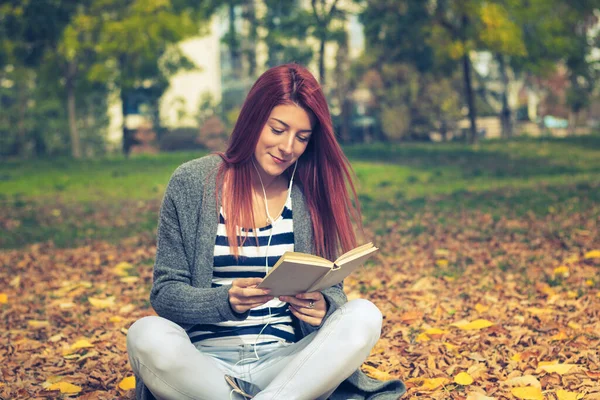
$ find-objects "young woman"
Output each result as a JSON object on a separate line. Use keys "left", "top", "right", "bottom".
{"left": 127, "top": 63, "right": 406, "bottom": 399}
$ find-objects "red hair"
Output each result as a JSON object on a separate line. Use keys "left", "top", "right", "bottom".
{"left": 216, "top": 63, "right": 361, "bottom": 260}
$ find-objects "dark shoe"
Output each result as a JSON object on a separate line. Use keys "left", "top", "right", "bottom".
{"left": 225, "top": 375, "right": 255, "bottom": 399}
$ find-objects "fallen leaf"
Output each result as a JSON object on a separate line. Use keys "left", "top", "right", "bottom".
{"left": 556, "top": 390, "right": 584, "bottom": 400}
{"left": 553, "top": 265, "right": 569, "bottom": 277}
{"left": 362, "top": 365, "right": 394, "bottom": 381}
{"left": 466, "top": 393, "right": 495, "bottom": 400}
{"left": 567, "top": 321, "right": 581, "bottom": 330}
{"left": 0, "top": 293, "right": 7, "bottom": 303}
{"left": 406, "top": 377, "right": 449, "bottom": 390}
{"left": 88, "top": 296, "right": 116, "bottom": 309}
{"left": 551, "top": 331, "right": 569, "bottom": 341}
{"left": 584, "top": 250, "right": 600, "bottom": 259}
{"left": 46, "top": 382, "right": 82, "bottom": 394}
{"left": 510, "top": 386, "right": 543, "bottom": 400}
{"left": 27, "top": 320, "right": 50, "bottom": 328}
{"left": 425, "top": 327, "right": 448, "bottom": 335}
{"left": 537, "top": 362, "right": 576, "bottom": 375}
{"left": 416, "top": 332, "right": 430, "bottom": 342}
{"left": 118, "top": 375, "right": 136, "bottom": 390}
{"left": 503, "top": 375, "right": 541, "bottom": 388}
{"left": 9, "top": 275, "right": 20, "bottom": 288}
{"left": 475, "top": 303, "right": 489, "bottom": 313}
{"left": 585, "top": 371, "right": 600, "bottom": 379}
{"left": 526, "top": 307, "right": 553, "bottom": 315}
{"left": 71, "top": 339, "right": 94, "bottom": 350}
{"left": 454, "top": 372, "right": 474, "bottom": 385}
{"left": 436, "top": 259, "right": 449, "bottom": 267}
{"left": 451, "top": 319, "right": 494, "bottom": 330}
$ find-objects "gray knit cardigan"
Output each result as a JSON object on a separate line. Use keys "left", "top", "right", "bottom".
{"left": 135, "top": 155, "right": 406, "bottom": 400}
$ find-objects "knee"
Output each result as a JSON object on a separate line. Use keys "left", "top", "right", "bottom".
{"left": 344, "top": 299, "right": 382, "bottom": 347}
{"left": 127, "top": 316, "right": 180, "bottom": 372}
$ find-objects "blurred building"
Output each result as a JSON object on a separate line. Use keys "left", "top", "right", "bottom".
{"left": 106, "top": 0, "right": 364, "bottom": 148}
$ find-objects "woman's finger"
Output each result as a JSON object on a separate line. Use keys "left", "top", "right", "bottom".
{"left": 289, "top": 305, "right": 322, "bottom": 326}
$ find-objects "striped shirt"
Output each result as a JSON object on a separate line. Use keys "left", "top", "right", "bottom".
{"left": 186, "top": 196, "right": 296, "bottom": 346}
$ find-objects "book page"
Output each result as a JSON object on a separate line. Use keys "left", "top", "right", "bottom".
{"left": 335, "top": 242, "right": 375, "bottom": 264}
{"left": 308, "top": 247, "right": 378, "bottom": 292}
{"left": 257, "top": 260, "right": 332, "bottom": 296}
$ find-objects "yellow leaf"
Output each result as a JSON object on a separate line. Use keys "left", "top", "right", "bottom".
{"left": 118, "top": 376, "right": 136, "bottom": 390}
{"left": 556, "top": 390, "right": 584, "bottom": 400}
{"left": 416, "top": 332, "right": 430, "bottom": 342}
{"left": 567, "top": 291, "right": 578, "bottom": 299}
{"left": 28, "top": 320, "right": 50, "bottom": 328}
{"left": 71, "top": 339, "right": 94, "bottom": 350}
{"left": 443, "top": 342, "right": 458, "bottom": 352}
{"left": 406, "top": 377, "right": 449, "bottom": 390}
{"left": 537, "top": 363, "right": 576, "bottom": 375}
{"left": 585, "top": 279, "right": 594, "bottom": 287}
{"left": 553, "top": 265, "right": 569, "bottom": 277}
{"left": 474, "top": 303, "right": 489, "bottom": 313}
{"left": 9, "top": 275, "right": 20, "bottom": 288}
{"left": 526, "top": 307, "right": 553, "bottom": 315}
{"left": 41, "top": 375, "right": 63, "bottom": 388}
{"left": 88, "top": 296, "right": 116, "bottom": 309}
{"left": 451, "top": 319, "right": 494, "bottom": 330}
{"left": 567, "top": 321, "right": 581, "bottom": 330}
{"left": 119, "top": 304, "right": 135, "bottom": 314}
{"left": 434, "top": 249, "right": 450, "bottom": 257}
{"left": 424, "top": 327, "right": 448, "bottom": 336}
{"left": 115, "top": 261, "right": 133, "bottom": 270}
{"left": 584, "top": 250, "right": 600, "bottom": 259}
{"left": 454, "top": 372, "right": 474, "bottom": 385}
{"left": 362, "top": 365, "right": 394, "bottom": 381}
{"left": 109, "top": 315, "right": 124, "bottom": 323}
{"left": 46, "top": 382, "right": 82, "bottom": 394}
{"left": 0, "top": 293, "right": 7, "bottom": 304}
{"left": 436, "top": 259, "right": 449, "bottom": 267}
{"left": 120, "top": 276, "right": 139, "bottom": 283}
{"left": 551, "top": 331, "right": 569, "bottom": 341}
{"left": 511, "top": 386, "right": 543, "bottom": 400}
{"left": 511, "top": 353, "right": 522, "bottom": 362}
{"left": 564, "top": 254, "right": 579, "bottom": 264}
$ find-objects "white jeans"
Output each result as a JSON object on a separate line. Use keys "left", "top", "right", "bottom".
{"left": 127, "top": 299, "right": 382, "bottom": 400}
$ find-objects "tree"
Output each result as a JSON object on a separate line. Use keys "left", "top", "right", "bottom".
{"left": 66, "top": 0, "right": 218, "bottom": 155}
{"left": 309, "top": 0, "right": 347, "bottom": 86}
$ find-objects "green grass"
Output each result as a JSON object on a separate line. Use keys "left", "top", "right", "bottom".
{"left": 1, "top": 135, "right": 599, "bottom": 249}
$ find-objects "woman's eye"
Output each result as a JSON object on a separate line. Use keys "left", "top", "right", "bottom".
{"left": 297, "top": 136, "right": 309, "bottom": 143}
{"left": 271, "top": 127, "right": 284, "bottom": 134}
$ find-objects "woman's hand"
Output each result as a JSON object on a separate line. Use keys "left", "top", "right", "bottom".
{"left": 280, "top": 292, "right": 327, "bottom": 327}
{"left": 228, "top": 278, "right": 274, "bottom": 314}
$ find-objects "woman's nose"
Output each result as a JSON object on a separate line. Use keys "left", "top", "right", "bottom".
{"left": 279, "top": 134, "right": 294, "bottom": 155}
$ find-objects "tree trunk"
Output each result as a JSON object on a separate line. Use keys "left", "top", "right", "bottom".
{"left": 244, "top": 1, "right": 257, "bottom": 78}
{"left": 319, "top": 38, "right": 326, "bottom": 86}
{"left": 66, "top": 60, "right": 82, "bottom": 159}
{"left": 121, "top": 91, "right": 131, "bottom": 157}
{"left": 462, "top": 50, "right": 477, "bottom": 144}
{"left": 228, "top": 1, "right": 241, "bottom": 79}
{"left": 497, "top": 54, "right": 513, "bottom": 138}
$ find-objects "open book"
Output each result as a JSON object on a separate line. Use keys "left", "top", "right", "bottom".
{"left": 257, "top": 242, "right": 378, "bottom": 296}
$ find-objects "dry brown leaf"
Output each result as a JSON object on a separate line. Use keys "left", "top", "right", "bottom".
{"left": 362, "top": 365, "right": 394, "bottom": 381}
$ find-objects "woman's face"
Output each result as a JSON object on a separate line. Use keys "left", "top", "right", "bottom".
{"left": 253, "top": 103, "right": 314, "bottom": 179}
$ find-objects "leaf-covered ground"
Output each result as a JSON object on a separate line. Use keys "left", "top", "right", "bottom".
{"left": 1, "top": 184, "right": 599, "bottom": 399}
{"left": 2, "top": 138, "right": 600, "bottom": 399}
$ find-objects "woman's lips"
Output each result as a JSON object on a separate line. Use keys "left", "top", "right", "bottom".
{"left": 270, "top": 154, "right": 286, "bottom": 164}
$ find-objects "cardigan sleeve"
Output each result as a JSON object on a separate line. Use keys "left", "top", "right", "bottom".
{"left": 149, "top": 167, "right": 249, "bottom": 326}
